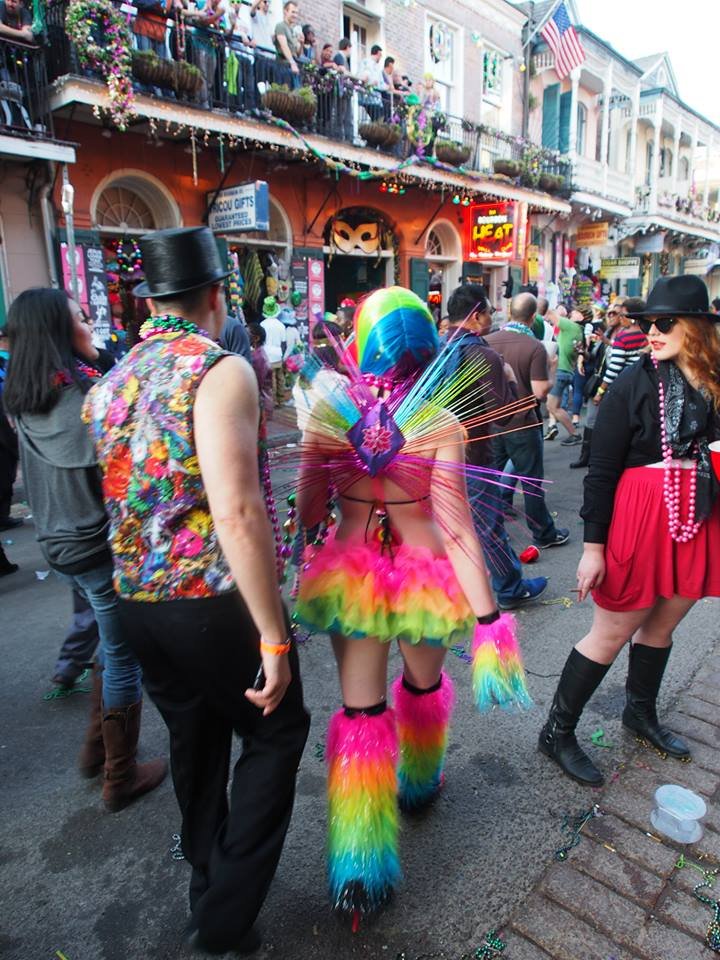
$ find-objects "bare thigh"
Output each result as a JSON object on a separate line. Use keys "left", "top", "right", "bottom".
{"left": 577, "top": 595, "right": 697, "bottom": 665}
{"left": 331, "top": 633, "right": 390, "bottom": 709}
{"left": 398, "top": 640, "right": 447, "bottom": 689}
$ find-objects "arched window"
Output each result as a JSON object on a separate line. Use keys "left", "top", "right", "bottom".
{"left": 92, "top": 172, "right": 181, "bottom": 232}
{"left": 645, "top": 141, "right": 654, "bottom": 186}
{"left": 659, "top": 147, "right": 673, "bottom": 177}
{"left": 679, "top": 156, "right": 690, "bottom": 181}
{"left": 576, "top": 103, "right": 587, "bottom": 156}
{"left": 426, "top": 229, "right": 443, "bottom": 258}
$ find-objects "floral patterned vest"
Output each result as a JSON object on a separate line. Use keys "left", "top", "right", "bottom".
{"left": 83, "top": 332, "right": 234, "bottom": 601}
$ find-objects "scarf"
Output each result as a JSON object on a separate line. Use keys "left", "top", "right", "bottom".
{"left": 659, "top": 360, "right": 717, "bottom": 522}
{"left": 504, "top": 321, "right": 536, "bottom": 339}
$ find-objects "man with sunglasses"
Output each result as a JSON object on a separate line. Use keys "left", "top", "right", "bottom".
{"left": 592, "top": 296, "right": 647, "bottom": 406}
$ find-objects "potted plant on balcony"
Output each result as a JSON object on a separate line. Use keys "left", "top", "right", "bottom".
{"left": 261, "top": 83, "right": 317, "bottom": 124}
{"left": 434, "top": 139, "right": 471, "bottom": 167}
{"left": 538, "top": 172, "right": 565, "bottom": 193}
{"left": 493, "top": 157, "right": 520, "bottom": 178}
{"left": 131, "top": 50, "right": 173, "bottom": 90}
{"left": 359, "top": 120, "right": 402, "bottom": 149}
{"left": 173, "top": 60, "right": 204, "bottom": 99}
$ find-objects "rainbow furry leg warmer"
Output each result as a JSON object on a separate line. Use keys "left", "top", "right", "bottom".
{"left": 392, "top": 672, "right": 454, "bottom": 813}
{"left": 326, "top": 704, "right": 400, "bottom": 917}
{"left": 471, "top": 613, "right": 533, "bottom": 712}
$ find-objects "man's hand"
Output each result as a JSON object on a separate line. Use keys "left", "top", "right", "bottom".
{"left": 245, "top": 647, "right": 291, "bottom": 716}
{"left": 290, "top": 61, "right": 299, "bottom": 74}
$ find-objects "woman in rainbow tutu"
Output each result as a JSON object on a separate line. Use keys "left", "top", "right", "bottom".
{"left": 290, "top": 287, "right": 534, "bottom": 925}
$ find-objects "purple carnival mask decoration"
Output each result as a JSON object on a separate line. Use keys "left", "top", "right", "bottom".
{"left": 347, "top": 400, "right": 405, "bottom": 477}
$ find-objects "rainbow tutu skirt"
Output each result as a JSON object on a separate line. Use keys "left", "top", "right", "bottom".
{"left": 295, "top": 534, "right": 475, "bottom": 646}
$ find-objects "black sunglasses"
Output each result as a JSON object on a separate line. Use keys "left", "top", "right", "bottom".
{"left": 637, "top": 316, "right": 677, "bottom": 335}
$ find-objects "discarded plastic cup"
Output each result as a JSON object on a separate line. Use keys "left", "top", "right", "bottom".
{"left": 35, "top": 570, "right": 50, "bottom": 581}
{"left": 650, "top": 784, "right": 706, "bottom": 843}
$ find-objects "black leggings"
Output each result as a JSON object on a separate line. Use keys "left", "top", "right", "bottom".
{"left": 119, "top": 591, "right": 310, "bottom": 949}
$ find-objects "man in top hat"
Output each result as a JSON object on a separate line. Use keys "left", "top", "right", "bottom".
{"left": 260, "top": 295, "right": 287, "bottom": 406}
{"left": 83, "top": 226, "right": 310, "bottom": 955}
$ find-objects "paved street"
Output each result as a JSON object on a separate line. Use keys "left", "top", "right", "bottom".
{"left": 1, "top": 436, "right": 718, "bottom": 960}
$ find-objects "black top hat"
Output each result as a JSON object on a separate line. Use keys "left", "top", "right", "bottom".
{"left": 133, "top": 227, "right": 231, "bottom": 299}
{"left": 626, "top": 274, "right": 718, "bottom": 322}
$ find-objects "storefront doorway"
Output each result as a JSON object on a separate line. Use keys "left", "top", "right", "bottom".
{"left": 324, "top": 255, "right": 387, "bottom": 310}
{"left": 323, "top": 206, "right": 397, "bottom": 311}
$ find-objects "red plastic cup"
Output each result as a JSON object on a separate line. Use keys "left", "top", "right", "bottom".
{"left": 710, "top": 441, "right": 720, "bottom": 483}
{"left": 519, "top": 544, "right": 540, "bottom": 564}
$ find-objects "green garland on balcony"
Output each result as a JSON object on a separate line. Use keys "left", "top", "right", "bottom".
{"left": 64, "top": 0, "right": 135, "bottom": 130}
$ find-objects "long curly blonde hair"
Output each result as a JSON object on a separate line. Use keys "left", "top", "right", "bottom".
{"left": 679, "top": 318, "right": 720, "bottom": 411}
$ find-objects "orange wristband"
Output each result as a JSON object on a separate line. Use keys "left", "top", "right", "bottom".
{"left": 260, "top": 640, "right": 291, "bottom": 656}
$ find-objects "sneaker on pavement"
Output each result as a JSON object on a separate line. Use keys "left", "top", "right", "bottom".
{"left": 0, "top": 517, "right": 23, "bottom": 531}
{"left": 544, "top": 425, "right": 559, "bottom": 441}
{"left": 536, "top": 529, "right": 570, "bottom": 549}
{"left": 560, "top": 433, "right": 582, "bottom": 446}
{"left": 497, "top": 577, "right": 548, "bottom": 610}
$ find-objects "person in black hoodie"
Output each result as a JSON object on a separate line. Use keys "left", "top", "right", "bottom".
{"left": 539, "top": 276, "right": 720, "bottom": 787}
{"left": 3, "top": 287, "right": 166, "bottom": 811}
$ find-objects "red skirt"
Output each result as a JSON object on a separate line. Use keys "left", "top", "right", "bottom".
{"left": 593, "top": 466, "right": 720, "bottom": 611}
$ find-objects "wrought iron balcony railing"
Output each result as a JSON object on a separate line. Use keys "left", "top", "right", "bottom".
{"left": 0, "top": 35, "right": 55, "bottom": 141}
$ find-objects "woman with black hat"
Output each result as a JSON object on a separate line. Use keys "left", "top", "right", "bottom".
{"left": 539, "top": 275, "right": 720, "bottom": 786}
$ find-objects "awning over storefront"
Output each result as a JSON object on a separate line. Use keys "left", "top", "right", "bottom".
{"left": 572, "top": 190, "right": 632, "bottom": 219}
{"left": 49, "top": 78, "right": 571, "bottom": 216}
{"left": 622, "top": 216, "right": 720, "bottom": 246}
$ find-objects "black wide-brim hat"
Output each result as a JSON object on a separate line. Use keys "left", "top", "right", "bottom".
{"left": 133, "top": 226, "right": 232, "bottom": 299}
{"left": 626, "top": 274, "right": 719, "bottom": 322}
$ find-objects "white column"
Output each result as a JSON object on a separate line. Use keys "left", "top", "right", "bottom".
{"left": 670, "top": 123, "right": 681, "bottom": 197}
{"left": 567, "top": 67, "right": 580, "bottom": 164}
{"left": 689, "top": 121, "right": 699, "bottom": 193}
{"left": 628, "top": 81, "right": 640, "bottom": 198}
{"left": 649, "top": 98, "right": 664, "bottom": 211}
{"left": 600, "top": 62, "right": 613, "bottom": 196}
{"left": 703, "top": 137, "right": 713, "bottom": 205}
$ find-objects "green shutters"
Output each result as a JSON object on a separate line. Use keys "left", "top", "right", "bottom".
{"left": 542, "top": 83, "right": 560, "bottom": 151}
{"left": 409, "top": 257, "right": 429, "bottom": 301}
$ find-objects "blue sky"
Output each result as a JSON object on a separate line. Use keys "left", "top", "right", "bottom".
{"left": 575, "top": 0, "right": 720, "bottom": 126}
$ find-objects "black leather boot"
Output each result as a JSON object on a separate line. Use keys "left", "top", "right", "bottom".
{"left": 538, "top": 649, "right": 610, "bottom": 786}
{"left": 569, "top": 429, "right": 592, "bottom": 469}
{"left": 622, "top": 643, "right": 690, "bottom": 758}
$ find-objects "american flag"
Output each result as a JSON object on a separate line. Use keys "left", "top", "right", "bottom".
{"left": 540, "top": 2, "right": 585, "bottom": 79}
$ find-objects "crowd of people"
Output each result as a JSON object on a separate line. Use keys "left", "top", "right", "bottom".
{"left": 2, "top": 224, "right": 720, "bottom": 954}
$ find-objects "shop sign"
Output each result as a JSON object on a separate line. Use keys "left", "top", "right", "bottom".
{"left": 307, "top": 258, "right": 325, "bottom": 334}
{"left": 600, "top": 256, "right": 641, "bottom": 280}
{"left": 60, "top": 242, "right": 87, "bottom": 304}
{"left": 527, "top": 244, "right": 540, "bottom": 281}
{"left": 207, "top": 181, "right": 270, "bottom": 233}
{"left": 85, "top": 245, "right": 110, "bottom": 345}
{"left": 576, "top": 222, "right": 609, "bottom": 247}
{"left": 466, "top": 202, "right": 516, "bottom": 261}
{"left": 683, "top": 257, "right": 712, "bottom": 275}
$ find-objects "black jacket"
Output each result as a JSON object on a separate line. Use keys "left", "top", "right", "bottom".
{"left": 582, "top": 354, "right": 718, "bottom": 543}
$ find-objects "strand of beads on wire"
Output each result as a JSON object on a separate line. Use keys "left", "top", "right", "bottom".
{"left": 656, "top": 360, "right": 702, "bottom": 543}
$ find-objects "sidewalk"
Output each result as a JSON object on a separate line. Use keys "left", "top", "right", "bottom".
{"left": 500, "top": 652, "right": 720, "bottom": 960}
{"left": 265, "top": 402, "right": 300, "bottom": 449}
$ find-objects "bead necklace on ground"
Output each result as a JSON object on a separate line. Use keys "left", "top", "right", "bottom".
{"left": 138, "top": 314, "right": 211, "bottom": 341}
{"left": 655, "top": 358, "right": 703, "bottom": 543}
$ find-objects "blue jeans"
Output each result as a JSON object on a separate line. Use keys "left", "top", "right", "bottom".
{"left": 492, "top": 426, "right": 557, "bottom": 546}
{"left": 572, "top": 369, "right": 587, "bottom": 416}
{"left": 55, "top": 560, "right": 142, "bottom": 708}
{"left": 468, "top": 474, "right": 524, "bottom": 603}
{"left": 550, "top": 368, "right": 574, "bottom": 400}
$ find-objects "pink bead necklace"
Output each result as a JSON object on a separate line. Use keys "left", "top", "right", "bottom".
{"left": 656, "top": 360, "right": 702, "bottom": 543}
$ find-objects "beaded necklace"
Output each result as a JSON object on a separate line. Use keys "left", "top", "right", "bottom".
{"left": 655, "top": 358, "right": 702, "bottom": 544}
{"left": 139, "top": 314, "right": 211, "bottom": 341}
{"left": 53, "top": 360, "right": 102, "bottom": 387}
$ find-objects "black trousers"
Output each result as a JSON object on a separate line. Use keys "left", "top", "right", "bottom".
{"left": 0, "top": 412, "right": 18, "bottom": 521}
{"left": 119, "top": 591, "right": 310, "bottom": 949}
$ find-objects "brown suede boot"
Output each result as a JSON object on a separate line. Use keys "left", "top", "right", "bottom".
{"left": 78, "top": 663, "right": 105, "bottom": 778}
{"left": 101, "top": 701, "right": 167, "bottom": 813}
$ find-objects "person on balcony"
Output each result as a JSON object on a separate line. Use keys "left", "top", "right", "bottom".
{"left": 0, "top": 0, "right": 33, "bottom": 43}
{"left": 332, "top": 37, "right": 352, "bottom": 75}
{"left": 184, "top": 0, "right": 225, "bottom": 110}
{"left": 358, "top": 44, "right": 386, "bottom": 122}
{"left": 274, "top": 0, "right": 301, "bottom": 87}
{"left": 299, "top": 23, "right": 316, "bottom": 64}
{"left": 132, "top": 0, "right": 177, "bottom": 98}
{"left": 224, "top": 0, "right": 257, "bottom": 113}
{"left": 249, "top": 0, "right": 274, "bottom": 58}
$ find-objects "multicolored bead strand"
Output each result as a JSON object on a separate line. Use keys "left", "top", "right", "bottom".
{"left": 655, "top": 359, "right": 702, "bottom": 544}
{"left": 260, "top": 452, "right": 286, "bottom": 584}
{"left": 139, "top": 314, "right": 211, "bottom": 341}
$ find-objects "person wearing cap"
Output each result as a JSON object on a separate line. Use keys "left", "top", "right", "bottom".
{"left": 539, "top": 275, "right": 720, "bottom": 788}
{"left": 260, "top": 295, "right": 287, "bottom": 406}
{"left": 82, "top": 227, "right": 310, "bottom": 955}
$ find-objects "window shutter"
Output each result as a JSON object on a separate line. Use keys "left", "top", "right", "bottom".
{"left": 542, "top": 83, "right": 560, "bottom": 150}
{"left": 559, "top": 91, "right": 571, "bottom": 155}
{"left": 409, "top": 258, "right": 429, "bottom": 301}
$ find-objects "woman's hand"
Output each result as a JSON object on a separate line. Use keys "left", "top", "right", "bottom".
{"left": 245, "top": 644, "right": 292, "bottom": 716}
{"left": 576, "top": 544, "right": 605, "bottom": 602}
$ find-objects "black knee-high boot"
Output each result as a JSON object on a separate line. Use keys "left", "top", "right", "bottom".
{"left": 538, "top": 648, "right": 611, "bottom": 786}
{"left": 569, "top": 428, "right": 592, "bottom": 469}
{"left": 622, "top": 643, "right": 690, "bottom": 758}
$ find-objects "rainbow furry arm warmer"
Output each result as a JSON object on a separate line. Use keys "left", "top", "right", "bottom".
{"left": 471, "top": 612, "right": 533, "bottom": 712}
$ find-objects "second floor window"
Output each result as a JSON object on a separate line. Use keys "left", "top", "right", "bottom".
{"left": 483, "top": 49, "right": 503, "bottom": 99}
{"left": 576, "top": 102, "right": 587, "bottom": 156}
{"left": 679, "top": 155, "right": 690, "bottom": 181}
{"left": 426, "top": 17, "right": 459, "bottom": 114}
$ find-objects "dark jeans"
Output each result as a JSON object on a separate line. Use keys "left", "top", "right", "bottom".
{"left": 54, "top": 588, "right": 100, "bottom": 683}
{"left": 572, "top": 369, "right": 588, "bottom": 417}
{"left": 468, "top": 474, "right": 524, "bottom": 602}
{"left": 492, "top": 426, "right": 557, "bottom": 546}
{"left": 119, "top": 590, "right": 310, "bottom": 949}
